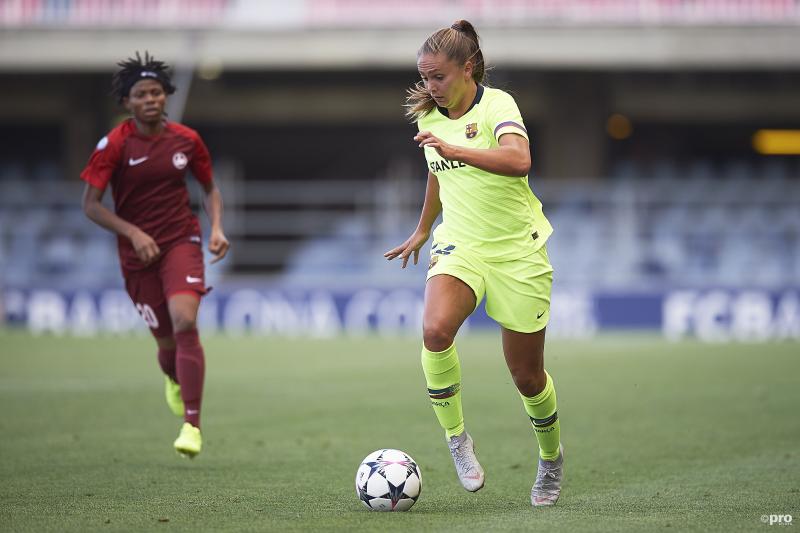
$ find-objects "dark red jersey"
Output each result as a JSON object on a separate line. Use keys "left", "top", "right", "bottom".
{"left": 80, "top": 119, "right": 213, "bottom": 275}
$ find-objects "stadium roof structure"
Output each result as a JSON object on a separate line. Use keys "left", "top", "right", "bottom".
{"left": 1, "top": 0, "right": 800, "bottom": 71}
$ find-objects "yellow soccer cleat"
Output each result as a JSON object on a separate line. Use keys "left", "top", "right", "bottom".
{"left": 173, "top": 422, "right": 202, "bottom": 458}
{"left": 165, "top": 376, "right": 184, "bottom": 417}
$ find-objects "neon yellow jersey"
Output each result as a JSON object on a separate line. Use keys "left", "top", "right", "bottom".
{"left": 418, "top": 85, "right": 552, "bottom": 261}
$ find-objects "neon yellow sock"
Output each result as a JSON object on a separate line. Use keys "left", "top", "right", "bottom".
{"left": 520, "top": 371, "right": 561, "bottom": 461}
{"left": 421, "top": 343, "right": 464, "bottom": 439}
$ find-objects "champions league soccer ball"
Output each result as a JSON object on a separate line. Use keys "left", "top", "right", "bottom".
{"left": 355, "top": 449, "right": 422, "bottom": 511}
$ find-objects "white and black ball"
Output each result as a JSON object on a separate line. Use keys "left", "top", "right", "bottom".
{"left": 355, "top": 449, "right": 422, "bottom": 511}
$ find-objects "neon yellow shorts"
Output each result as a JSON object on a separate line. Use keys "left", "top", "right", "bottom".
{"left": 426, "top": 241, "right": 554, "bottom": 333}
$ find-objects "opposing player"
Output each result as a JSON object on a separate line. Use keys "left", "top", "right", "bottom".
{"left": 385, "top": 21, "right": 563, "bottom": 506}
{"left": 80, "top": 52, "right": 229, "bottom": 458}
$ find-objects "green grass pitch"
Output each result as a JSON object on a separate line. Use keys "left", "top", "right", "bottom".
{"left": 1, "top": 330, "right": 798, "bottom": 532}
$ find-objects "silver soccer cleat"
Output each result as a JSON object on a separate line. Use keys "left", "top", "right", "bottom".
{"left": 531, "top": 443, "right": 564, "bottom": 507}
{"left": 447, "top": 432, "right": 485, "bottom": 492}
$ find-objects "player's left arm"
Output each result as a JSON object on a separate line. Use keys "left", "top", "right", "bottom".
{"left": 415, "top": 132, "right": 530, "bottom": 177}
{"left": 190, "top": 132, "right": 230, "bottom": 264}
{"left": 199, "top": 180, "right": 230, "bottom": 264}
{"left": 415, "top": 92, "right": 531, "bottom": 177}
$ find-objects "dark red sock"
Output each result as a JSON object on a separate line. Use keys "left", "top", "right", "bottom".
{"left": 174, "top": 329, "right": 205, "bottom": 428}
{"left": 157, "top": 348, "right": 178, "bottom": 382}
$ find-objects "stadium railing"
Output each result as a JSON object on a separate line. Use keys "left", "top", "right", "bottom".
{"left": 1, "top": 159, "right": 798, "bottom": 291}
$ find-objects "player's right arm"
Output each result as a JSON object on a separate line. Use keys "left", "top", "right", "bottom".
{"left": 384, "top": 171, "right": 441, "bottom": 268}
{"left": 80, "top": 132, "right": 160, "bottom": 265}
{"left": 81, "top": 184, "right": 160, "bottom": 265}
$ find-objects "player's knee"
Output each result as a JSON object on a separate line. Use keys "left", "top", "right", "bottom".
{"left": 155, "top": 336, "right": 176, "bottom": 351}
{"left": 511, "top": 369, "right": 547, "bottom": 397}
{"left": 171, "top": 313, "right": 197, "bottom": 333}
{"left": 422, "top": 323, "right": 455, "bottom": 353}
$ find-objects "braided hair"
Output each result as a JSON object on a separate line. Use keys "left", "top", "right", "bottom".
{"left": 111, "top": 51, "right": 176, "bottom": 103}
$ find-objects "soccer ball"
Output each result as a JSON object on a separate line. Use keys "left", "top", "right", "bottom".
{"left": 355, "top": 449, "right": 422, "bottom": 511}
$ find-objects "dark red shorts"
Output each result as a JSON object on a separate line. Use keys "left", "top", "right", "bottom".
{"left": 124, "top": 241, "right": 208, "bottom": 338}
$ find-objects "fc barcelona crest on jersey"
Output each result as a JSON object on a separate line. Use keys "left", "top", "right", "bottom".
{"left": 465, "top": 123, "right": 478, "bottom": 139}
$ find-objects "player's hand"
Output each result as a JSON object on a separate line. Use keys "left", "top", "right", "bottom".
{"left": 130, "top": 229, "right": 160, "bottom": 266}
{"left": 384, "top": 229, "right": 430, "bottom": 269}
{"left": 208, "top": 228, "right": 230, "bottom": 264}
{"left": 415, "top": 131, "right": 459, "bottom": 160}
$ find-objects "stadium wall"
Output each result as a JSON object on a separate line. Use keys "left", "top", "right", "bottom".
{"left": 2, "top": 286, "right": 798, "bottom": 342}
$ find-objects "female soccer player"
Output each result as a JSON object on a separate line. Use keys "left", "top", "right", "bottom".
{"left": 80, "top": 52, "right": 229, "bottom": 458}
{"left": 385, "top": 21, "right": 563, "bottom": 506}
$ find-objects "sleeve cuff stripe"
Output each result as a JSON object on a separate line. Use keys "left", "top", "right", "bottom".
{"left": 80, "top": 174, "right": 107, "bottom": 190}
{"left": 494, "top": 121, "right": 527, "bottom": 138}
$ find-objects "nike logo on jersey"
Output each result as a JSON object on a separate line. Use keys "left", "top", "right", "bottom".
{"left": 186, "top": 276, "right": 203, "bottom": 284}
{"left": 128, "top": 156, "right": 148, "bottom": 166}
{"left": 537, "top": 310, "right": 546, "bottom": 319}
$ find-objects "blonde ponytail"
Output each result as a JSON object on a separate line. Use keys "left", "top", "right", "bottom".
{"left": 405, "top": 20, "right": 485, "bottom": 121}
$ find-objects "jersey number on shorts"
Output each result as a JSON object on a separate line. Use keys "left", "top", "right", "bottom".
{"left": 135, "top": 303, "right": 160, "bottom": 329}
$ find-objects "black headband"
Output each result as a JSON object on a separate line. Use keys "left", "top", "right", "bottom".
{"left": 121, "top": 69, "right": 175, "bottom": 100}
